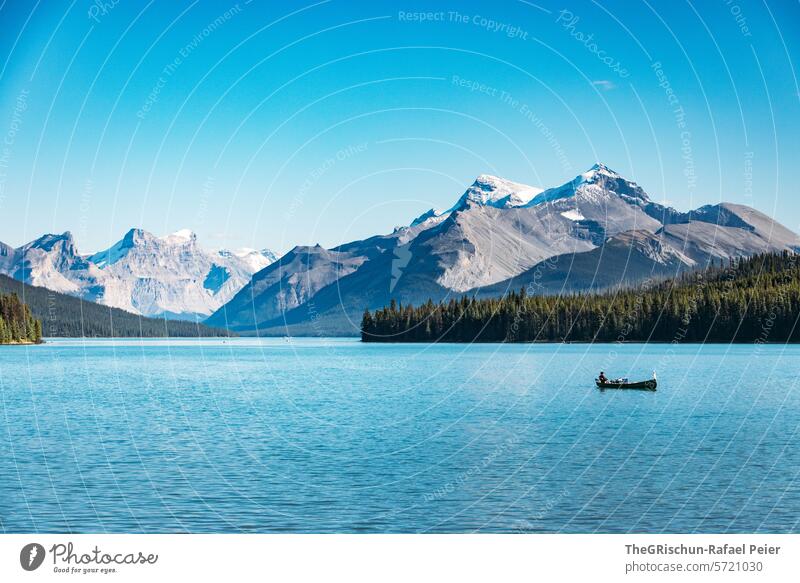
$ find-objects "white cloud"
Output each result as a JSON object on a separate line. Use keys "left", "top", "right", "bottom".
{"left": 592, "top": 80, "right": 616, "bottom": 91}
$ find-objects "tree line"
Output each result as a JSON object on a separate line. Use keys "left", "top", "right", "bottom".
{"left": 0, "top": 291, "right": 43, "bottom": 344}
{"left": 361, "top": 251, "right": 800, "bottom": 343}
{"left": 0, "top": 275, "right": 232, "bottom": 338}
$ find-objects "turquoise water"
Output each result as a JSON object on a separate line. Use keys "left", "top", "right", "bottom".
{"left": 1, "top": 338, "right": 798, "bottom": 533}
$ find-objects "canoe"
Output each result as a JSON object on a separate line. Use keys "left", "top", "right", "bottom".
{"left": 596, "top": 379, "right": 657, "bottom": 391}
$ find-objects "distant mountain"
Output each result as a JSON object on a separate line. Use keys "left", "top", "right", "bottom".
{"left": 0, "top": 229, "right": 276, "bottom": 320}
{"left": 0, "top": 274, "right": 232, "bottom": 337}
{"left": 474, "top": 203, "right": 800, "bottom": 297}
{"left": 12, "top": 232, "right": 102, "bottom": 295}
{"left": 207, "top": 164, "right": 800, "bottom": 336}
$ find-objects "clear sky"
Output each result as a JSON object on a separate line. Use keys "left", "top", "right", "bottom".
{"left": 0, "top": 0, "right": 798, "bottom": 254}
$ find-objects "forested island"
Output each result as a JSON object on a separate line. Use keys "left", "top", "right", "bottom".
{"left": 361, "top": 252, "right": 800, "bottom": 344}
{"left": 0, "top": 275, "right": 232, "bottom": 338}
{"left": 0, "top": 291, "right": 42, "bottom": 344}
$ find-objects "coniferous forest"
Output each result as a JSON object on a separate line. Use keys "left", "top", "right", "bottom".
{"left": 362, "top": 252, "right": 800, "bottom": 344}
{"left": 0, "top": 274, "right": 232, "bottom": 338}
{"left": 0, "top": 291, "right": 42, "bottom": 344}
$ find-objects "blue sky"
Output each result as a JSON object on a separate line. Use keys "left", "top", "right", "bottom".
{"left": 0, "top": 0, "right": 798, "bottom": 253}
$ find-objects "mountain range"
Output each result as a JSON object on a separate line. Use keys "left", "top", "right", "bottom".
{"left": 205, "top": 164, "right": 800, "bottom": 335}
{"left": 0, "top": 228, "right": 276, "bottom": 320}
{"left": 3, "top": 164, "right": 798, "bottom": 335}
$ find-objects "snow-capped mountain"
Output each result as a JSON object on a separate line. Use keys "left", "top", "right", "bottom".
{"left": 207, "top": 164, "right": 800, "bottom": 335}
{"left": 455, "top": 174, "right": 544, "bottom": 209}
{"left": 0, "top": 229, "right": 277, "bottom": 320}
{"left": 218, "top": 247, "right": 278, "bottom": 273}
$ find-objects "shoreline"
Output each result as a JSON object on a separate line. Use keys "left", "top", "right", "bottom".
{"left": 25, "top": 336, "right": 800, "bottom": 345}
{"left": 360, "top": 339, "right": 800, "bottom": 345}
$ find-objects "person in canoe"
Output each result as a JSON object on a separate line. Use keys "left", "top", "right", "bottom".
{"left": 598, "top": 371, "right": 608, "bottom": 383}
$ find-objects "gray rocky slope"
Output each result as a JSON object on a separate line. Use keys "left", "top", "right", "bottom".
{"left": 207, "top": 164, "right": 800, "bottom": 336}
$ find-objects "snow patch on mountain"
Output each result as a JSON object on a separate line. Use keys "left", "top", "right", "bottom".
{"left": 410, "top": 208, "right": 445, "bottom": 227}
{"left": 528, "top": 163, "right": 642, "bottom": 207}
{"left": 560, "top": 209, "right": 585, "bottom": 221}
{"left": 162, "top": 228, "right": 196, "bottom": 245}
{"left": 219, "top": 247, "right": 277, "bottom": 273}
{"left": 455, "top": 174, "right": 543, "bottom": 209}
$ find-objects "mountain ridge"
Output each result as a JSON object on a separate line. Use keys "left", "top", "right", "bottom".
{"left": 206, "top": 164, "right": 800, "bottom": 336}
{"left": 0, "top": 228, "right": 277, "bottom": 320}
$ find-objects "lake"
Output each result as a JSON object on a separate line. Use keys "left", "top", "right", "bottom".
{"left": 1, "top": 338, "right": 798, "bottom": 533}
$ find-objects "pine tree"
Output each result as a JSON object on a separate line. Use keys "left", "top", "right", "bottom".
{"left": 361, "top": 252, "right": 800, "bottom": 344}
{"left": 0, "top": 291, "right": 43, "bottom": 344}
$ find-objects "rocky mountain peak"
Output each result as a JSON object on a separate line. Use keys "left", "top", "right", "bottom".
{"left": 27, "top": 231, "right": 77, "bottom": 253}
{"left": 528, "top": 164, "right": 650, "bottom": 207}
{"left": 121, "top": 228, "right": 155, "bottom": 247}
{"left": 586, "top": 162, "right": 618, "bottom": 176}
{"left": 455, "top": 174, "right": 543, "bottom": 210}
